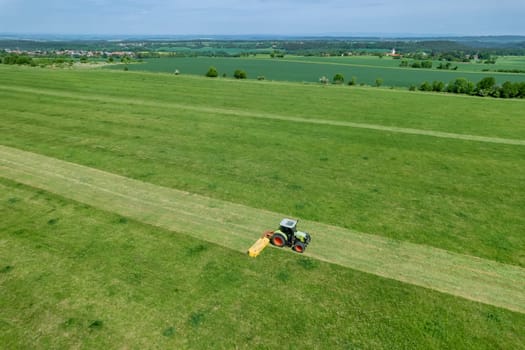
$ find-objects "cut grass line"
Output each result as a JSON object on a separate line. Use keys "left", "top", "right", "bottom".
{"left": 1, "top": 85, "right": 524, "bottom": 146}
{"left": 1, "top": 144, "right": 525, "bottom": 314}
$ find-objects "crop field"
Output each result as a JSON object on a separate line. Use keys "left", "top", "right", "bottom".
{"left": 1, "top": 65, "right": 525, "bottom": 348}
{"left": 107, "top": 55, "right": 525, "bottom": 87}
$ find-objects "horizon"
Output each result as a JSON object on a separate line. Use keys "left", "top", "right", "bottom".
{"left": 1, "top": 33, "right": 525, "bottom": 42}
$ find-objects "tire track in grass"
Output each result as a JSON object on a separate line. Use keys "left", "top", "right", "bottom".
{"left": 1, "top": 145, "right": 524, "bottom": 313}
{"left": 2, "top": 85, "right": 525, "bottom": 146}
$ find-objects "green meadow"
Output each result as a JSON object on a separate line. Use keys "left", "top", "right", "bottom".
{"left": 3, "top": 178, "right": 525, "bottom": 349}
{"left": 1, "top": 65, "right": 524, "bottom": 348}
{"left": 107, "top": 55, "right": 525, "bottom": 87}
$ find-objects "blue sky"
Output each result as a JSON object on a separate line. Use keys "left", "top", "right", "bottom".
{"left": 0, "top": 0, "right": 524, "bottom": 36}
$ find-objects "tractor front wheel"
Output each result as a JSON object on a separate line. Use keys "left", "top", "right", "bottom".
{"left": 293, "top": 241, "right": 306, "bottom": 253}
{"left": 271, "top": 233, "right": 287, "bottom": 247}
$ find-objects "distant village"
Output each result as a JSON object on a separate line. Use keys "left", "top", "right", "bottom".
{"left": 2, "top": 48, "right": 136, "bottom": 58}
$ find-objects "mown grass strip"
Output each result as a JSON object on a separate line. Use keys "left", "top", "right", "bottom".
{"left": 1, "top": 144, "right": 524, "bottom": 313}
{"left": 1, "top": 84, "right": 524, "bottom": 146}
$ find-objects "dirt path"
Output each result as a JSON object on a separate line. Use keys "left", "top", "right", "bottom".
{"left": 1, "top": 145, "right": 524, "bottom": 313}
{"left": 2, "top": 85, "right": 524, "bottom": 146}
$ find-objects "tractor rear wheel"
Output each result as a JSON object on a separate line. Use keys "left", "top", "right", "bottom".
{"left": 293, "top": 241, "right": 306, "bottom": 253}
{"left": 271, "top": 233, "right": 287, "bottom": 247}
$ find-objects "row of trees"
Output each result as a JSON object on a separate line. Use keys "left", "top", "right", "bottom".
{"left": 1, "top": 52, "right": 138, "bottom": 66}
{"left": 399, "top": 60, "right": 459, "bottom": 70}
{"left": 400, "top": 60, "right": 433, "bottom": 69}
{"left": 1, "top": 54, "right": 35, "bottom": 65}
{"left": 0, "top": 53, "right": 101, "bottom": 67}
{"left": 437, "top": 62, "right": 458, "bottom": 70}
{"left": 205, "top": 66, "right": 247, "bottom": 79}
{"left": 320, "top": 74, "right": 383, "bottom": 87}
{"left": 414, "top": 77, "right": 525, "bottom": 98}
{"left": 324, "top": 73, "right": 524, "bottom": 98}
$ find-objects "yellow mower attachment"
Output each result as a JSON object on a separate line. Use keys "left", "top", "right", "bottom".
{"left": 248, "top": 231, "right": 273, "bottom": 258}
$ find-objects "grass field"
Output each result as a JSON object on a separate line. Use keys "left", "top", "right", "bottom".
{"left": 1, "top": 66, "right": 524, "bottom": 264}
{"left": 107, "top": 55, "right": 525, "bottom": 87}
{"left": 3, "top": 178, "right": 524, "bottom": 349}
{"left": 1, "top": 65, "right": 525, "bottom": 347}
{"left": 2, "top": 145, "right": 524, "bottom": 314}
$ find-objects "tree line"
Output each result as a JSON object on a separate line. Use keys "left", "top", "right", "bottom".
{"left": 414, "top": 77, "right": 525, "bottom": 98}
{"left": 0, "top": 53, "right": 75, "bottom": 66}
{"left": 1, "top": 54, "right": 36, "bottom": 65}
{"left": 325, "top": 72, "right": 524, "bottom": 99}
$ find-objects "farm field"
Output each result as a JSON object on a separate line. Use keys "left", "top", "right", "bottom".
{"left": 3, "top": 177, "right": 525, "bottom": 349}
{"left": 106, "top": 55, "right": 525, "bottom": 86}
{"left": 288, "top": 55, "right": 525, "bottom": 72}
{"left": 2, "top": 144, "right": 524, "bottom": 314}
{"left": 1, "top": 66, "right": 525, "bottom": 263}
{"left": 1, "top": 65, "right": 525, "bottom": 347}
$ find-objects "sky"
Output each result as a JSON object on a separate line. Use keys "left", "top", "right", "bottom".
{"left": 0, "top": 0, "right": 524, "bottom": 37}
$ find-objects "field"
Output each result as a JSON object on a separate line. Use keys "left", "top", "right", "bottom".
{"left": 1, "top": 65, "right": 525, "bottom": 348}
{"left": 106, "top": 55, "right": 525, "bottom": 87}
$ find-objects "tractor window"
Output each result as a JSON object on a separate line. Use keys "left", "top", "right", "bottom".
{"left": 280, "top": 226, "right": 292, "bottom": 235}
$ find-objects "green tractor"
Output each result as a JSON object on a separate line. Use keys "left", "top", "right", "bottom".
{"left": 270, "top": 218, "right": 311, "bottom": 253}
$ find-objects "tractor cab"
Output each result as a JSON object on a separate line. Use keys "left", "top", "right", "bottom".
{"left": 279, "top": 218, "right": 298, "bottom": 237}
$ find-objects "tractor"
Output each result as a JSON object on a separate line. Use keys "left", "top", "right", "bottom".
{"left": 270, "top": 218, "right": 311, "bottom": 253}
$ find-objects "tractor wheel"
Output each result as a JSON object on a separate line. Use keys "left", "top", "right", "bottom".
{"left": 293, "top": 241, "right": 306, "bottom": 253}
{"left": 271, "top": 233, "right": 287, "bottom": 247}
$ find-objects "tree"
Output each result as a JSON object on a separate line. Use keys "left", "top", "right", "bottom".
{"left": 3, "top": 55, "right": 17, "bottom": 64}
{"left": 421, "top": 60, "right": 433, "bottom": 69}
{"left": 375, "top": 78, "right": 383, "bottom": 87}
{"left": 348, "top": 76, "right": 357, "bottom": 86}
{"left": 447, "top": 78, "right": 474, "bottom": 95}
{"left": 234, "top": 69, "right": 247, "bottom": 79}
{"left": 411, "top": 61, "right": 421, "bottom": 68}
{"left": 476, "top": 77, "right": 496, "bottom": 96}
{"left": 333, "top": 73, "right": 344, "bottom": 84}
{"left": 206, "top": 66, "right": 218, "bottom": 78}
{"left": 499, "top": 81, "right": 518, "bottom": 98}
{"left": 16, "top": 55, "right": 33, "bottom": 65}
{"left": 437, "top": 62, "right": 452, "bottom": 70}
{"left": 432, "top": 81, "right": 445, "bottom": 92}
{"left": 518, "top": 82, "right": 525, "bottom": 98}
{"left": 419, "top": 81, "right": 432, "bottom": 91}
